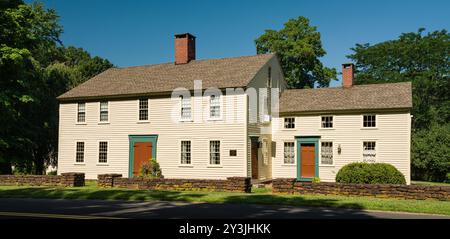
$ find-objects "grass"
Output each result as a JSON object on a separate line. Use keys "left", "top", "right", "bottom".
{"left": 0, "top": 181, "right": 449, "bottom": 216}
{"left": 412, "top": 181, "right": 450, "bottom": 186}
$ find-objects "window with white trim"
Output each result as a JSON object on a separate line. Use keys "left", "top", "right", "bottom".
{"left": 99, "top": 101, "right": 108, "bottom": 122}
{"left": 283, "top": 142, "right": 295, "bottom": 164}
{"left": 321, "top": 116, "right": 333, "bottom": 128}
{"left": 363, "top": 141, "right": 376, "bottom": 163}
{"left": 209, "top": 95, "right": 220, "bottom": 118}
{"left": 321, "top": 142, "right": 333, "bottom": 165}
{"left": 284, "top": 117, "right": 295, "bottom": 129}
{"left": 76, "top": 142, "right": 84, "bottom": 163}
{"left": 209, "top": 141, "right": 220, "bottom": 165}
{"left": 363, "top": 114, "right": 376, "bottom": 128}
{"left": 180, "top": 96, "right": 192, "bottom": 120}
{"left": 77, "top": 103, "right": 85, "bottom": 123}
{"left": 181, "top": 141, "right": 191, "bottom": 165}
{"left": 139, "top": 99, "right": 148, "bottom": 121}
{"left": 98, "top": 141, "right": 108, "bottom": 163}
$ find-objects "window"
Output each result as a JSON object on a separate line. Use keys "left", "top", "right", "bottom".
{"left": 321, "top": 116, "right": 333, "bottom": 128}
{"left": 283, "top": 142, "right": 295, "bottom": 164}
{"left": 76, "top": 142, "right": 84, "bottom": 163}
{"left": 139, "top": 99, "right": 148, "bottom": 121}
{"left": 180, "top": 96, "right": 192, "bottom": 120}
{"left": 363, "top": 141, "right": 376, "bottom": 163}
{"left": 284, "top": 117, "right": 295, "bottom": 129}
{"left": 98, "top": 141, "right": 108, "bottom": 163}
{"left": 181, "top": 141, "right": 191, "bottom": 165}
{"left": 77, "top": 103, "right": 86, "bottom": 123}
{"left": 209, "top": 141, "right": 220, "bottom": 165}
{"left": 363, "top": 114, "right": 376, "bottom": 128}
{"left": 99, "top": 101, "right": 108, "bottom": 122}
{"left": 321, "top": 142, "right": 333, "bottom": 165}
{"left": 209, "top": 95, "right": 221, "bottom": 118}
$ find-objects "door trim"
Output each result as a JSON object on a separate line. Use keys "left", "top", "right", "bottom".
{"left": 128, "top": 135, "right": 158, "bottom": 178}
{"left": 295, "top": 136, "right": 320, "bottom": 182}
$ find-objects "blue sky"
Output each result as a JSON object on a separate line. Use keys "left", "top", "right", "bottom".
{"left": 28, "top": 0, "right": 449, "bottom": 86}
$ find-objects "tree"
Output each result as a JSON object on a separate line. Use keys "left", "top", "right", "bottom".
{"left": 255, "top": 16, "right": 337, "bottom": 89}
{"left": 347, "top": 29, "right": 450, "bottom": 182}
{"left": 0, "top": 1, "right": 113, "bottom": 174}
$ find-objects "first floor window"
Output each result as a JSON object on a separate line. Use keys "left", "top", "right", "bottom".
{"left": 100, "top": 101, "right": 108, "bottom": 122}
{"left": 210, "top": 95, "right": 220, "bottom": 118}
{"left": 363, "top": 141, "right": 376, "bottom": 162}
{"left": 77, "top": 103, "right": 86, "bottom": 123}
{"left": 139, "top": 99, "right": 148, "bottom": 121}
{"left": 321, "top": 142, "right": 333, "bottom": 165}
{"left": 363, "top": 114, "right": 376, "bottom": 128}
{"left": 181, "top": 141, "right": 191, "bottom": 164}
{"left": 76, "top": 142, "right": 84, "bottom": 163}
{"left": 209, "top": 141, "right": 220, "bottom": 165}
{"left": 321, "top": 116, "right": 333, "bottom": 128}
{"left": 283, "top": 142, "right": 295, "bottom": 164}
{"left": 180, "top": 96, "right": 192, "bottom": 120}
{"left": 284, "top": 117, "right": 295, "bottom": 129}
{"left": 99, "top": 141, "right": 108, "bottom": 163}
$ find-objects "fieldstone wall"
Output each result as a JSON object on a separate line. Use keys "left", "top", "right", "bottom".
{"left": 98, "top": 174, "right": 252, "bottom": 193}
{"left": 272, "top": 178, "right": 450, "bottom": 201}
{"left": 0, "top": 173, "right": 85, "bottom": 187}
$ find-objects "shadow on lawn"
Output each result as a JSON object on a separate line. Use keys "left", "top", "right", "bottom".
{"left": 0, "top": 186, "right": 374, "bottom": 218}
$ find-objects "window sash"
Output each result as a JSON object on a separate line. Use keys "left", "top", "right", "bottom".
{"left": 98, "top": 142, "right": 108, "bottom": 163}
{"left": 181, "top": 141, "right": 191, "bottom": 164}
{"left": 321, "top": 142, "right": 333, "bottom": 165}
{"left": 209, "top": 95, "right": 221, "bottom": 118}
{"left": 363, "top": 115, "right": 376, "bottom": 127}
{"left": 76, "top": 142, "right": 84, "bottom": 163}
{"left": 77, "top": 103, "right": 86, "bottom": 122}
{"left": 284, "top": 117, "right": 295, "bottom": 129}
{"left": 363, "top": 141, "right": 376, "bottom": 162}
{"left": 209, "top": 141, "right": 220, "bottom": 164}
{"left": 180, "top": 97, "right": 192, "bottom": 120}
{"left": 283, "top": 142, "right": 295, "bottom": 164}
{"left": 321, "top": 116, "right": 333, "bottom": 128}
{"left": 139, "top": 99, "right": 148, "bottom": 121}
{"left": 100, "top": 101, "right": 108, "bottom": 122}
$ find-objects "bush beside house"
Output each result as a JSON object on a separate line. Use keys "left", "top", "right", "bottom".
{"left": 336, "top": 162, "right": 406, "bottom": 184}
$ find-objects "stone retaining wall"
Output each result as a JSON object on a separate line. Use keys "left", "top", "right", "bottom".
{"left": 272, "top": 178, "right": 450, "bottom": 201}
{"left": 0, "top": 173, "right": 85, "bottom": 187}
{"left": 98, "top": 174, "right": 252, "bottom": 193}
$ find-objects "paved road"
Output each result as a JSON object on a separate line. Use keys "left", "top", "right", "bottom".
{"left": 0, "top": 198, "right": 448, "bottom": 219}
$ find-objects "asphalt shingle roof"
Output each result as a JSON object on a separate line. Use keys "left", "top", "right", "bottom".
{"left": 279, "top": 82, "right": 412, "bottom": 113}
{"left": 58, "top": 53, "right": 275, "bottom": 101}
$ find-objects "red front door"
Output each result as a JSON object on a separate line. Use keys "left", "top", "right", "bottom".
{"left": 133, "top": 142, "right": 152, "bottom": 177}
{"left": 300, "top": 144, "right": 315, "bottom": 178}
{"left": 251, "top": 140, "right": 259, "bottom": 179}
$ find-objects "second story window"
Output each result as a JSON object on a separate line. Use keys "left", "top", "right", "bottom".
{"left": 77, "top": 103, "right": 86, "bottom": 123}
{"left": 99, "top": 101, "right": 108, "bottom": 122}
{"left": 180, "top": 96, "right": 192, "bottom": 120}
{"left": 363, "top": 114, "right": 376, "bottom": 128}
{"left": 209, "top": 95, "right": 220, "bottom": 119}
{"left": 321, "top": 116, "right": 333, "bottom": 128}
{"left": 139, "top": 99, "right": 148, "bottom": 121}
{"left": 284, "top": 117, "right": 295, "bottom": 129}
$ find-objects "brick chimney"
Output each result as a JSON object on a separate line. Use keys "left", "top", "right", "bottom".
{"left": 342, "top": 63, "right": 354, "bottom": 88}
{"left": 175, "top": 33, "right": 196, "bottom": 64}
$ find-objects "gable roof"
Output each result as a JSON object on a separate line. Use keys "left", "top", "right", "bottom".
{"left": 279, "top": 82, "right": 412, "bottom": 114}
{"left": 57, "top": 53, "right": 275, "bottom": 101}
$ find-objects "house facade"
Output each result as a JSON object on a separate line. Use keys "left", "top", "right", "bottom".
{"left": 57, "top": 33, "right": 412, "bottom": 183}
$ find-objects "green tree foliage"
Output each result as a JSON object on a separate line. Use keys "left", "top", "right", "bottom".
{"left": 0, "top": 1, "right": 113, "bottom": 174}
{"left": 347, "top": 29, "right": 450, "bottom": 182}
{"left": 255, "top": 16, "right": 337, "bottom": 88}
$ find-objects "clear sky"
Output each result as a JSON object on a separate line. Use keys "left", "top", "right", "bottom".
{"left": 27, "top": 0, "right": 449, "bottom": 86}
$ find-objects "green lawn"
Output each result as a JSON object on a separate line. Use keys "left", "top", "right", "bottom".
{"left": 412, "top": 181, "right": 450, "bottom": 186}
{"left": 0, "top": 181, "right": 449, "bottom": 216}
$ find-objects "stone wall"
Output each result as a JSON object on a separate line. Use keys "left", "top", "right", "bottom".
{"left": 272, "top": 178, "right": 450, "bottom": 201}
{"left": 0, "top": 173, "right": 85, "bottom": 187}
{"left": 98, "top": 174, "right": 252, "bottom": 193}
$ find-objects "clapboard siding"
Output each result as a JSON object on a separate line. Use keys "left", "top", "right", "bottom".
{"left": 272, "top": 112, "right": 411, "bottom": 184}
{"left": 58, "top": 94, "right": 248, "bottom": 179}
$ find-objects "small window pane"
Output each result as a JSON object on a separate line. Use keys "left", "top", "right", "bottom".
{"left": 363, "top": 141, "right": 376, "bottom": 163}
{"left": 284, "top": 142, "right": 295, "bottom": 164}
{"left": 139, "top": 99, "right": 148, "bottom": 121}
{"left": 209, "top": 141, "right": 220, "bottom": 164}
{"left": 363, "top": 115, "right": 376, "bottom": 127}
{"left": 181, "top": 96, "right": 192, "bottom": 120}
{"left": 77, "top": 103, "right": 86, "bottom": 122}
{"left": 321, "top": 142, "right": 333, "bottom": 165}
{"left": 100, "top": 101, "right": 108, "bottom": 122}
{"left": 99, "top": 141, "right": 108, "bottom": 163}
{"left": 321, "top": 116, "right": 333, "bottom": 128}
{"left": 76, "top": 142, "right": 84, "bottom": 163}
{"left": 181, "top": 141, "right": 191, "bottom": 164}
{"left": 210, "top": 95, "right": 220, "bottom": 118}
{"left": 284, "top": 118, "right": 295, "bottom": 129}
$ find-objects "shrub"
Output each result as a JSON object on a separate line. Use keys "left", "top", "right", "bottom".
{"left": 445, "top": 173, "right": 450, "bottom": 183}
{"left": 47, "top": 170, "right": 57, "bottom": 176}
{"left": 140, "top": 158, "right": 162, "bottom": 178}
{"left": 336, "top": 162, "right": 406, "bottom": 184}
{"left": 312, "top": 177, "right": 321, "bottom": 183}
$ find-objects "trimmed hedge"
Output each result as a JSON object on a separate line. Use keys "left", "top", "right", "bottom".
{"left": 336, "top": 162, "right": 406, "bottom": 184}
